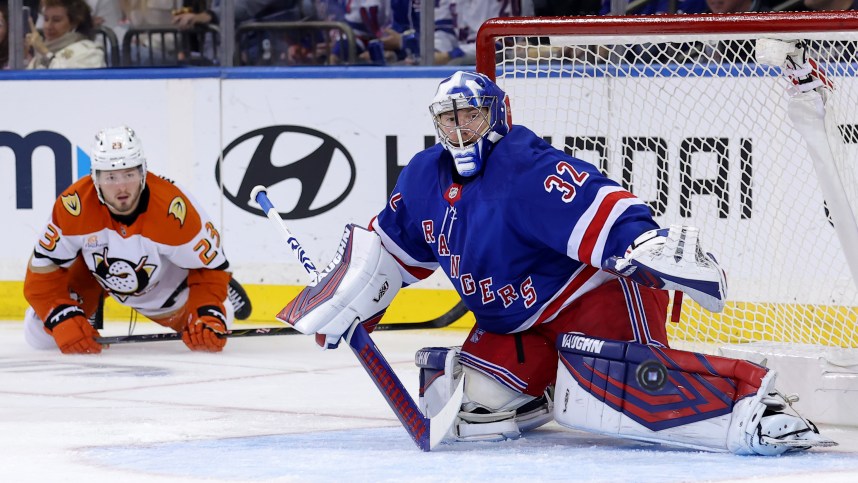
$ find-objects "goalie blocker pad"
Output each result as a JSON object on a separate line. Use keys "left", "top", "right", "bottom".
{"left": 276, "top": 224, "right": 402, "bottom": 349}
{"left": 555, "top": 333, "right": 779, "bottom": 454}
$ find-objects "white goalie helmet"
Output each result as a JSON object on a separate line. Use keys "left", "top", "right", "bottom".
{"left": 429, "top": 71, "right": 510, "bottom": 177}
{"left": 90, "top": 126, "right": 147, "bottom": 202}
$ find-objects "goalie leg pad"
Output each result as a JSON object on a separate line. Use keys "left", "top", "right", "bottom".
{"left": 417, "top": 346, "right": 464, "bottom": 418}
{"left": 417, "top": 346, "right": 553, "bottom": 442}
{"left": 554, "top": 333, "right": 836, "bottom": 454}
{"left": 277, "top": 224, "right": 402, "bottom": 349}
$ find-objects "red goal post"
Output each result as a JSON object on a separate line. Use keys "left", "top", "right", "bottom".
{"left": 474, "top": 12, "right": 858, "bottom": 424}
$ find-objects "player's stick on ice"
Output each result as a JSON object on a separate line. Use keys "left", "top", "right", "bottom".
{"left": 95, "top": 301, "right": 469, "bottom": 345}
{"left": 96, "top": 326, "right": 297, "bottom": 344}
{"left": 251, "top": 185, "right": 464, "bottom": 451}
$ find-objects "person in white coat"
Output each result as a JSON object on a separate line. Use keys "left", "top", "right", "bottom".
{"left": 26, "top": 0, "right": 105, "bottom": 69}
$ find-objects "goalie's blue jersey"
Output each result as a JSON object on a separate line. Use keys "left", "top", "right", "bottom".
{"left": 371, "top": 125, "right": 659, "bottom": 334}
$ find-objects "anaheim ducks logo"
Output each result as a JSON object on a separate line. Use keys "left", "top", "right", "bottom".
{"left": 61, "top": 193, "right": 81, "bottom": 216}
{"left": 91, "top": 248, "right": 157, "bottom": 301}
{"left": 168, "top": 196, "right": 187, "bottom": 226}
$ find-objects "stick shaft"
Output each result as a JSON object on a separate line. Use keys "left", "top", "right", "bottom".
{"left": 96, "top": 327, "right": 298, "bottom": 344}
{"left": 347, "top": 322, "right": 430, "bottom": 450}
{"left": 252, "top": 185, "right": 434, "bottom": 451}
{"left": 94, "top": 302, "right": 467, "bottom": 345}
{"left": 254, "top": 188, "right": 320, "bottom": 283}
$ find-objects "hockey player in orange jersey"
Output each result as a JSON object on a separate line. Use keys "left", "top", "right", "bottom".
{"left": 23, "top": 126, "right": 235, "bottom": 354}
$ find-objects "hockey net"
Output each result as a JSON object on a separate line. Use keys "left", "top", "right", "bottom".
{"left": 476, "top": 12, "right": 858, "bottom": 354}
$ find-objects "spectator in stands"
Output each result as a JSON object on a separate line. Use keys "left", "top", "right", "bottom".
{"left": 535, "top": 0, "right": 600, "bottom": 15}
{"left": 436, "top": 0, "right": 536, "bottom": 66}
{"left": 85, "top": 0, "right": 125, "bottom": 66}
{"left": 801, "top": 0, "right": 857, "bottom": 63}
{"left": 599, "top": 0, "right": 706, "bottom": 14}
{"left": 122, "top": 1, "right": 221, "bottom": 65}
{"left": 705, "top": 0, "right": 765, "bottom": 13}
{"left": 172, "top": 0, "right": 303, "bottom": 65}
{"left": 697, "top": 0, "right": 767, "bottom": 63}
{"left": 121, "top": 0, "right": 179, "bottom": 64}
{"left": 171, "top": 0, "right": 299, "bottom": 29}
{"left": 122, "top": 0, "right": 175, "bottom": 27}
{"left": 364, "top": 0, "right": 440, "bottom": 65}
{"left": 330, "top": 0, "right": 532, "bottom": 66}
{"left": 804, "top": 0, "right": 857, "bottom": 9}
{"left": 308, "top": 0, "right": 410, "bottom": 65}
{"left": 0, "top": 3, "right": 8, "bottom": 69}
{"left": 86, "top": 0, "right": 126, "bottom": 39}
{"left": 26, "top": 0, "right": 105, "bottom": 69}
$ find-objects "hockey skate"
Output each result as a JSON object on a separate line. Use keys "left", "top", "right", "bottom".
{"left": 227, "top": 277, "right": 253, "bottom": 320}
{"left": 454, "top": 388, "right": 554, "bottom": 442}
{"left": 737, "top": 391, "right": 837, "bottom": 456}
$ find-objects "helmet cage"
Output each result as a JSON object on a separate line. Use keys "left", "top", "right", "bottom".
{"left": 431, "top": 96, "right": 495, "bottom": 150}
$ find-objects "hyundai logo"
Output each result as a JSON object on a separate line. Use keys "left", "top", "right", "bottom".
{"left": 216, "top": 126, "right": 356, "bottom": 219}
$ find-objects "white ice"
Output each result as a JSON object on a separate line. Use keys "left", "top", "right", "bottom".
{"left": 2, "top": 321, "right": 858, "bottom": 483}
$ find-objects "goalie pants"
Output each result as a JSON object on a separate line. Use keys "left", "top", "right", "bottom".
{"left": 461, "top": 278, "right": 669, "bottom": 398}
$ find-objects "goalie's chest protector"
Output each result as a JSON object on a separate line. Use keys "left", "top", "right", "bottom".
{"left": 380, "top": 127, "right": 657, "bottom": 334}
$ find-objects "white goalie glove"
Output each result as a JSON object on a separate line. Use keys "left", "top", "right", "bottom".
{"left": 602, "top": 225, "right": 727, "bottom": 312}
{"left": 277, "top": 224, "right": 402, "bottom": 349}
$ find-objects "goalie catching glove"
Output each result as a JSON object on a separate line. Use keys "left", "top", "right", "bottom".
{"left": 277, "top": 224, "right": 402, "bottom": 349}
{"left": 603, "top": 225, "right": 727, "bottom": 312}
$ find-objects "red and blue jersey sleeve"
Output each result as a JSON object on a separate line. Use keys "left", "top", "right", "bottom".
{"left": 371, "top": 149, "right": 444, "bottom": 285}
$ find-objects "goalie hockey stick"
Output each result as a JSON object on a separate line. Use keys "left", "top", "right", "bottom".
{"left": 94, "top": 300, "right": 468, "bottom": 345}
{"left": 251, "top": 185, "right": 464, "bottom": 451}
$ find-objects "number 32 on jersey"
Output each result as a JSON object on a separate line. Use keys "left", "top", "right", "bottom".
{"left": 544, "top": 161, "right": 589, "bottom": 203}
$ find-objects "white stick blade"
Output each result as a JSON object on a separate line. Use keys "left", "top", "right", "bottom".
{"left": 429, "top": 374, "right": 465, "bottom": 450}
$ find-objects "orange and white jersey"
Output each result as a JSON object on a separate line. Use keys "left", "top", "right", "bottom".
{"left": 31, "top": 174, "right": 229, "bottom": 318}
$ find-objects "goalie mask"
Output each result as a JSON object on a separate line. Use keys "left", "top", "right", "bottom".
{"left": 90, "top": 126, "right": 147, "bottom": 204}
{"left": 430, "top": 71, "right": 510, "bottom": 177}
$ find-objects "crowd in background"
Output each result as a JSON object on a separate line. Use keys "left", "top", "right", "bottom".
{"left": 0, "top": 0, "right": 855, "bottom": 70}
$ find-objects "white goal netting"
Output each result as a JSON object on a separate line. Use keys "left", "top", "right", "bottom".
{"left": 477, "top": 12, "right": 858, "bottom": 350}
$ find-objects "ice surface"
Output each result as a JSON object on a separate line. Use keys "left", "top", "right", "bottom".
{"left": 2, "top": 322, "right": 857, "bottom": 483}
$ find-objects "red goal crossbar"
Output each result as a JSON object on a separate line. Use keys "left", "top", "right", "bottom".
{"left": 476, "top": 11, "right": 858, "bottom": 79}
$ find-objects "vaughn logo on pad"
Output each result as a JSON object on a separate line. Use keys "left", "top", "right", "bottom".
{"left": 559, "top": 334, "right": 604, "bottom": 353}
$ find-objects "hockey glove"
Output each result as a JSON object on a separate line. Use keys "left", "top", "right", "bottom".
{"left": 44, "top": 303, "right": 102, "bottom": 354}
{"left": 603, "top": 225, "right": 727, "bottom": 312}
{"left": 278, "top": 225, "right": 401, "bottom": 350}
{"left": 182, "top": 311, "right": 227, "bottom": 352}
